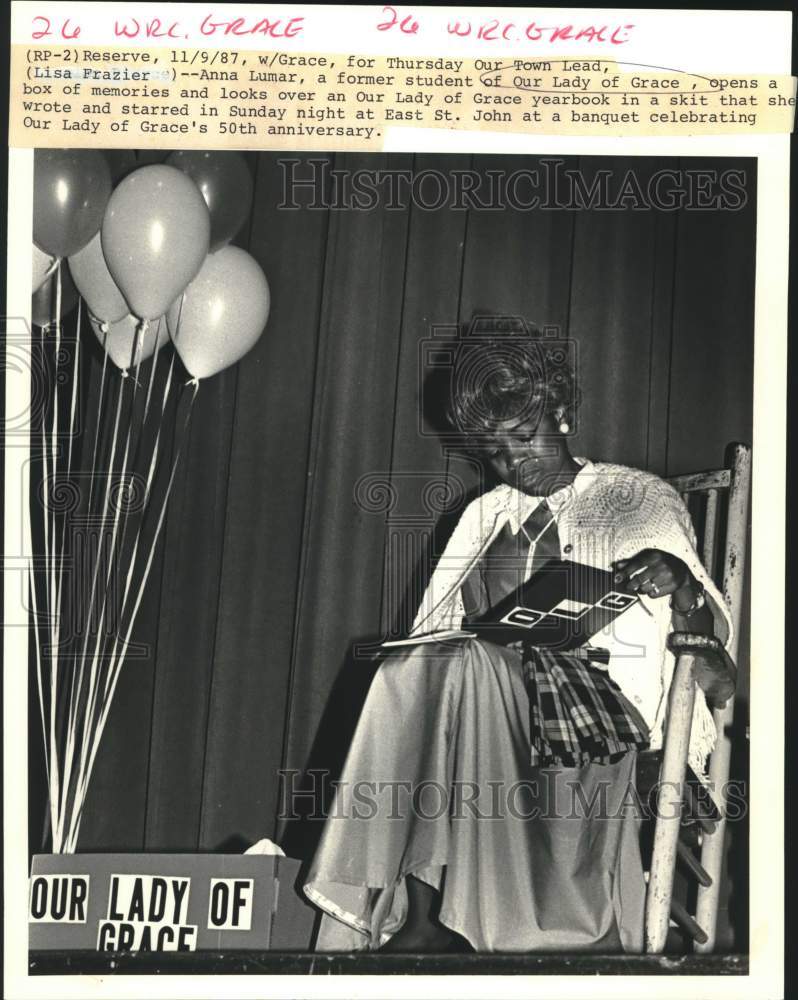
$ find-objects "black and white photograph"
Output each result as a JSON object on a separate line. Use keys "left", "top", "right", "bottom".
{"left": 22, "top": 147, "right": 756, "bottom": 975}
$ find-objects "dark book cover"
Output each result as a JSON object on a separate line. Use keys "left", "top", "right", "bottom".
{"left": 468, "top": 558, "right": 639, "bottom": 651}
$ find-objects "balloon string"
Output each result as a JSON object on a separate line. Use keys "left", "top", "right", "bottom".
{"left": 64, "top": 300, "right": 81, "bottom": 511}
{"left": 50, "top": 261, "right": 62, "bottom": 639}
{"left": 129, "top": 317, "right": 163, "bottom": 475}
{"left": 93, "top": 347, "right": 176, "bottom": 786}
{"left": 58, "top": 324, "right": 174, "bottom": 849}
{"left": 65, "top": 313, "right": 156, "bottom": 852}
{"left": 71, "top": 323, "right": 145, "bottom": 846}
{"left": 57, "top": 371, "right": 125, "bottom": 851}
{"left": 68, "top": 377, "right": 196, "bottom": 851}
{"left": 50, "top": 258, "right": 61, "bottom": 670}
{"left": 43, "top": 254, "right": 59, "bottom": 284}
{"left": 112, "top": 321, "right": 171, "bottom": 690}
{"left": 119, "top": 316, "right": 147, "bottom": 384}
{"left": 86, "top": 326, "right": 110, "bottom": 520}
{"left": 47, "top": 295, "right": 81, "bottom": 850}
{"left": 112, "top": 318, "right": 155, "bottom": 567}
{"left": 29, "top": 556, "right": 55, "bottom": 838}
{"left": 141, "top": 317, "right": 162, "bottom": 425}
{"left": 36, "top": 318, "right": 60, "bottom": 849}
{"left": 38, "top": 305, "right": 52, "bottom": 787}
{"left": 101, "top": 349, "right": 176, "bottom": 711}
{"left": 171, "top": 293, "right": 185, "bottom": 346}
{"left": 53, "top": 298, "right": 81, "bottom": 685}
{"left": 112, "top": 317, "right": 158, "bottom": 600}
{"left": 75, "top": 317, "right": 149, "bottom": 801}
{"left": 66, "top": 378, "right": 198, "bottom": 852}
{"left": 93, "top": 321, "right": 147, "bottom": 632}
{"left": 96, "top": 311, "right": 177, "bottom": 712}
{"left": 63, "top": 307, "right": 103, "bottom": 836}
{"left": 61, "top": 311, "right": 101, "bottom": 846}
{"left": 42, "top": 264, "right": 64, "bottom": 849}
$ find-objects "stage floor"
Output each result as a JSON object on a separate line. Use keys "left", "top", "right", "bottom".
{"left": 29, "top": 950, "right": 748, "bottom": 976}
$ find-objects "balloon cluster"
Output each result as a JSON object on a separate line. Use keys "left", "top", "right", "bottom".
{"left": 32, "top": 149, "right": 270, "bottom": 380}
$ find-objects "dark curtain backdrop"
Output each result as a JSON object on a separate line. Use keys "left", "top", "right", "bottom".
{"left": 29, "top": 153, "right": 755, "bottom": 948}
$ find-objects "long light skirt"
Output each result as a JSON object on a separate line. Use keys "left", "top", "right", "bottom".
{"left": 303, "top": 638, "right": 645, "bottom": 952}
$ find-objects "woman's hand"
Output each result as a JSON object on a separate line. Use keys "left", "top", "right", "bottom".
{"left": 613, "top": 549, "right": 692, "bottom": 600}
{"left": 614, "top": 549, "right": 727, "bottom": 701}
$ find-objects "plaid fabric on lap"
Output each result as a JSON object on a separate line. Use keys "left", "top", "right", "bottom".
{"left": 522, "top": 647, "right": 650, "bottom": 767}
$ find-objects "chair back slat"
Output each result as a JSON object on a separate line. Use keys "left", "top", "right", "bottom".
{"left": 669, "top": 468, "right": 732, "bottom": 493}
{"left": 720, "top": 446, "right": 751, "bottom": 643}
{"left": 702, "top": 489, "right": 720, "bottom": 577}
{"left": 693, "top": 444, "right": 750, "bottom": 953}
{"left": 668, "top": 473, "right": 732, "bottom": 590}
{"left": 655, "top": 444, "right": 751, "bottom": 956}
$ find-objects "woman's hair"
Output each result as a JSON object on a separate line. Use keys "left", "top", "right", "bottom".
{"left": 446, "top": 315, "right": 579, "bottom": 439}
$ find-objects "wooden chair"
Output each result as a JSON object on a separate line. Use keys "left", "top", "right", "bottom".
{"left": 644, "top": 443, "right": 751, "bottom": 952}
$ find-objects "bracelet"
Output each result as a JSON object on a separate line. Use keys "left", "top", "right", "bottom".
{"left": 670, "top": 581, "right": 706, "bottom": 616}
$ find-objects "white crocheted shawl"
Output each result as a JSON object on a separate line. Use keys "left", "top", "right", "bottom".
{"left": 410, "top": 460, "right": 733, "bottom": 774}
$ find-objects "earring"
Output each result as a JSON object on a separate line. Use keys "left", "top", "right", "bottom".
{"left": 559, "top": 420, "right": 570, "bottom": 434}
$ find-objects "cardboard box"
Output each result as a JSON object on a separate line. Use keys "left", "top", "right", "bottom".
{"left": 29, "top": 854, "right": 316, "bottom": 952}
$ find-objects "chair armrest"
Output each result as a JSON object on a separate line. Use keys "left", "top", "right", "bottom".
{"left": 667, "top": 632, "right": 737, "bottom": 709}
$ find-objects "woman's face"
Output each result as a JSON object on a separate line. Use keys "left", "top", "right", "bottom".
{"left": 482, "top": 412, "right": 573, "bottom": 495}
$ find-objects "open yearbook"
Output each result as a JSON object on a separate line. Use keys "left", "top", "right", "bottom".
{"left": 382, "top": 559, "right": 639, "bottom": 651}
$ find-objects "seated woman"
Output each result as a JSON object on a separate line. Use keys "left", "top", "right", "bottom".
{"left": 303, "top": 320, "right": 734, "bottom": 953}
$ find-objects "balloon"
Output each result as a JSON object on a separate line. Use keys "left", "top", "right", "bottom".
{"left": 166, "top": 246, "right": 270, "bottom": 380}
{"left": 31, "top": 263, "right": 79, "bottom": 328}
{"left": 32, "top": 243, "right": 55, "bottom": 293}
{"left": 101, "top": 164, "right": 211, "bottom": 321}
{"left": 166, "top": 151, "right": 253, "bottom": 251}
{"left": 89, "top": 313, "right": 170, "bottom": 371}
{"left": 68, "top": 231, "right": 128, "bottom": 324}
{"left": 33, "top": 149, "right": 112, "bottom": 258}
